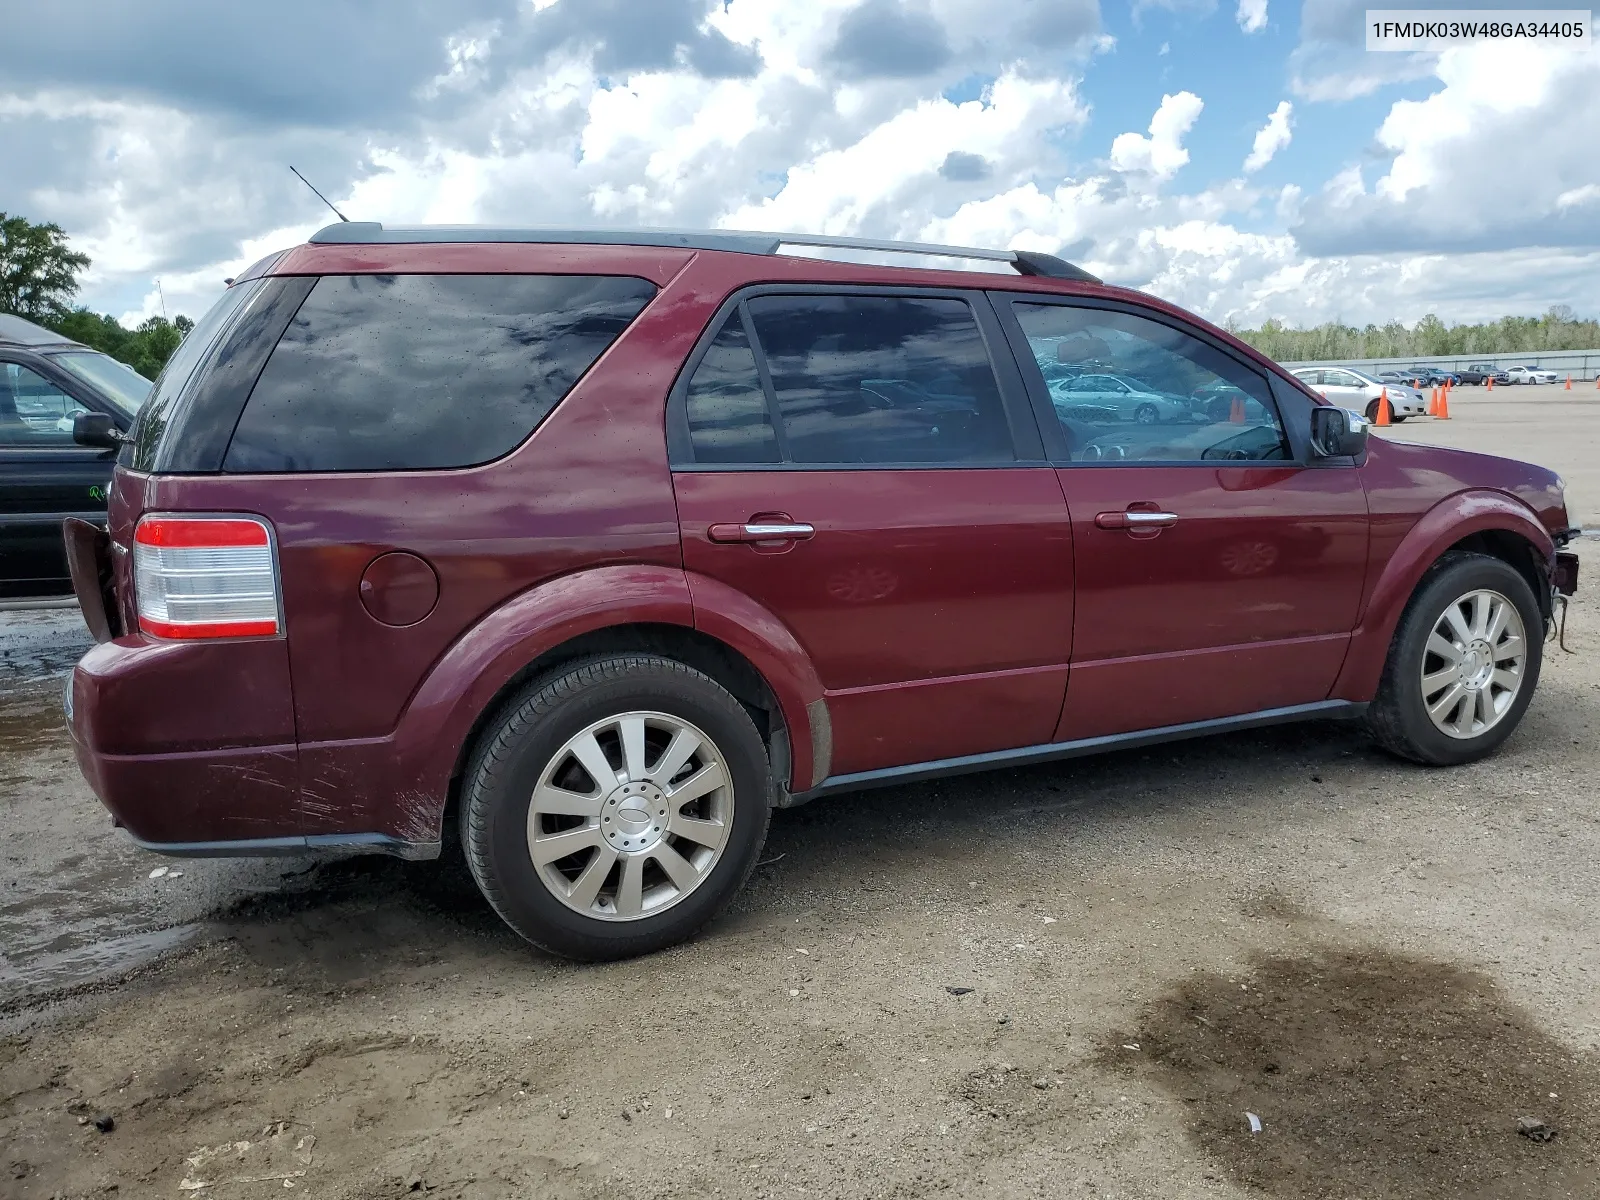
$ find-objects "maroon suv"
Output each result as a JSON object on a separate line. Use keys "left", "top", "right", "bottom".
{"left": 64, "top": 223, "right": 1580, "bottom": 960}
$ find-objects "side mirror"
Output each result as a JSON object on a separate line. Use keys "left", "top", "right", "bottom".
{"left": 73, "top": 411, "right": 125, "bottom": 450}
{"left": 1309, "top": 406, "right": 1368, "bottom": 458}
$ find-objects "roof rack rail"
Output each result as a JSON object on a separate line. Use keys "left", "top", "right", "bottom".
{"left": 308, "top": 222, "right": 1102, "bottom": 284}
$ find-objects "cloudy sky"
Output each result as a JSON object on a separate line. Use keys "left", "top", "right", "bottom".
{"left": 2, "top": 0, "right": 1596, "bottom": 330}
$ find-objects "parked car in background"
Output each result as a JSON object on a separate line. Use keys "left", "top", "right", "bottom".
{"left": 64, "top": 222, "right": 1579, "bottom": 962}
{"left": 1048, "top": 372, "right": 1192, "bottom": 424}
{"left": 1405, "top": 366, "right": 1460, "bottom": 386}
{"left": 0, "top": 314, "right": 153, "bottom": 598}
{"left": 1457, "top": 364, "right": 1510, "bottom": 386}
{"left": 1289, "top": 366, "right": 1427, "bottom": 421}
{"left": 1505, "top": 365, "right": 1559, "bottom": 385}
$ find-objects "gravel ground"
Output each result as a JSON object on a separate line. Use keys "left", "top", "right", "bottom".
{"left": 1, "top": 541, "right": 1597, "bottom": 1199}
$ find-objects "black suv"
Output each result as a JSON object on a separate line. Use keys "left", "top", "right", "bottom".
{"left": 0, "top": 314, "right": 152, "bottom": 597}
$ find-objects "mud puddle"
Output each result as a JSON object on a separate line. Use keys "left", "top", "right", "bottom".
{"left": 1103, "top": 944, "right": 1600, "bottom": 1199}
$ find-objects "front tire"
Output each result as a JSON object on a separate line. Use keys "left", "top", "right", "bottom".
{"left": 462, "top": 654, "right": 772, "bottom": 961}
{"left": 1135, "top": 403, "right": 1159, "bottom": 425}
{"left": 1367, "top": 553, "right": 1543, "bottom": 765}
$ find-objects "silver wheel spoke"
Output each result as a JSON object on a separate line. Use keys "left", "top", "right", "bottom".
{"left": 569, "top": 732, "right": 620, "bottom": 794}
{"left": 1468, "top": 592, "right": 1490, "bottom": 639}
{"left": 1428, "top": 682, "right": 1467, "bottom": 724}
{"left": 653, "top": 842, "right": 700, "bottom": 891}
{"left": 1494, "top": 634, "right": 1524, "bottom": 662}
{"left": 1491, "top": 667, "right": 1520, "bottom": 693}
{"left": 648, "top": 727, "right": 702, "bottom": 785}
{"left": 668, "top": 761, "right": 727, "bottom": 806}
{"left": 531, "top": 783, "right": 602, "bottom": 819}
{"left": 568, "top": 845, "right": 618, "bottom": 909}
{"left": 1426, "top": 633, "right": 1464, "bottom": 664}
{"left": 531, "top": 825, "right": 601, "bottom": 866}
{"left": 669, "top": 812, "right": 728, "bottom": 851}
{"left": 1421, "top": 666, "right": 1458, "bottom": 695}
{"left": 615, "top": 854, "right": 646, "bottom": 917}
{"left": 619, "top": 716, "right": 647, "bottom": 783}
{"left": 1442, "top": 604, "right": 1473, "bottom": 645}
{"left": 1484, "top": 600, "right": 1510, "bottom": 645}
{"left": 1475, "top": 687, "right": 1494, "bottom": 729}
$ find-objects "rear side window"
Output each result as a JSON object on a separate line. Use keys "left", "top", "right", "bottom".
{"left": 684, "top": 315, "right": 780, "bottom": 464}
{"left": 728, "top": 294, "right": 1012, "bottom": 465}
{"left": 224, "top": 274, "right": 656, "bottom": 473}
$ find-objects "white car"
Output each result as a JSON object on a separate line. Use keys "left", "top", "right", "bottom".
{"left": 1504, "top": 365, "right": 1559, "bottom": 385}
{"left": 1289, "top": 367, "right": 1428, "bottom": 421}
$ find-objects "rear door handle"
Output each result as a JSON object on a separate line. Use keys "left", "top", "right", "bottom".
{"left": 707, "top": 521, "right": 816, "bottom": 544}
{"left": 1095, "top": 510, "right": 1178, "bottom": 530}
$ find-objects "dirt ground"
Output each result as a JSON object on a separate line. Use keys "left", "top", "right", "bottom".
{"left": 3, "top": 554, "right": 1598, "bottom": 1197}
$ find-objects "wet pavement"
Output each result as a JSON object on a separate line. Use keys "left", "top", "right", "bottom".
{"left": 0, "top": 607, "right": 313, "bottom": 1008}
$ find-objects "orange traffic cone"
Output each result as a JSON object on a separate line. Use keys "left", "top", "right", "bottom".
{"left": 1486, "top": 374, "right": 1494, "bottom": 391}
{"left": 1437, "top": 386, "right": 1450, "bottom": 420}
{"left": 1376, "top": 389, "right": 1393, "bottom": 426}
{"left": 1229, "top": 395, "right": 1245, "bottom": 423}
{"left": 1566, "top": 374, "right": 1573, "bottom": 390}
{"left": 1428, "top": 386, "right": 1439, "bottom": 416}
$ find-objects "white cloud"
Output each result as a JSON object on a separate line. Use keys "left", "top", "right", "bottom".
{"left": 1243, "top": 100, "right": 1293, "bottom": 173}
{"left": 1236, "top": 0, "right": 1267, "bottom": 34}
{"left": 1108, "top": 91, "right": 1203, "bottom": 182}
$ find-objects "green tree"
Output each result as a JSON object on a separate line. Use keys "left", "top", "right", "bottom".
{"left": 0, "top": 212, "right": 91, "bottom": 320}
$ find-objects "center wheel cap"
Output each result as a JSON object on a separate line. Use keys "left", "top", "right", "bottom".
{"left": 602, "top": 781, "right": 668, "bottom": 853}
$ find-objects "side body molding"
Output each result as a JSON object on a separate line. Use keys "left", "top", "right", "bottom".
{"left": 1331, "top": 489, "right": 1554, "bottom": 703}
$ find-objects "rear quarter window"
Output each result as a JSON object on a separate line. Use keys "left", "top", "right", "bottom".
{"left": 223, "top": 273, "right": 657, "bottom": 473}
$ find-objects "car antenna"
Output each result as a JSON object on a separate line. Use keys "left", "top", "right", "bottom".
{"left": 289, "top": 165, "right": 350, "bottom": 222}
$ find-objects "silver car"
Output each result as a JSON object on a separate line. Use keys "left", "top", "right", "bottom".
{"left": 1049, "top": 373, "right": 1193, "bottom": 424}
{"left": 1290, "top": 367, "right": 1427, "bottom": 421}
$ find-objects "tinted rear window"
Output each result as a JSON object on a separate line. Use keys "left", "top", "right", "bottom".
{"left": 223, "top": 273, "right": 657, "bottom": 473}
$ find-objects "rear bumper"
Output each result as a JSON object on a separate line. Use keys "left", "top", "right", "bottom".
{"left": 66, "top": 634, "right": 437, "bottom": 858}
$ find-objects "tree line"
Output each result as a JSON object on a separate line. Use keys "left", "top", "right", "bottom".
{"left": 5, "top": 211, "right": 1599, "bottom": 377}
{"left": 1, "top": 212, "right": 192, "bottom": 380}
{"left": 1225, "top": 307, "right": 1600, "bottom": 363}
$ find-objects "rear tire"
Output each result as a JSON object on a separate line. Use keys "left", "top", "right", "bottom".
{"left": 1135, "top": 403, "right": 1159, "bottom": 425}
{"left": 461, "top": 654, "right": 772, "bottom": 961}
{"left": 1366, "top": 553, "right": 1543, "bottom": 765}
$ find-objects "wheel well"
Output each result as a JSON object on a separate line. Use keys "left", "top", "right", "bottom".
{"left": 1438, "top": 529, "right": 1550, "bottom": 622}
{"left": 447, "top": 623, "right": 788, "bottom": 807}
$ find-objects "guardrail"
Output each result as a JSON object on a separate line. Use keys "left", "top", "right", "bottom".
{"left": 1281, "top": 349, "right": 1600, "bottom": 380}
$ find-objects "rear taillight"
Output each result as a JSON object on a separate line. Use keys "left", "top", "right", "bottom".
{"left": 132, "top": 515, "right": 281, "bottom": 640}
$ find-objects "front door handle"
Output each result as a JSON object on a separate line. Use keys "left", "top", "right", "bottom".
{"left": 707, "top": 521, "right": 816, "bottom": 544}
{"left": 1095, "top": 510, "right": 1179, "bottom": 530}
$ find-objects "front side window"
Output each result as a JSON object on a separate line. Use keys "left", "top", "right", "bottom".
{"left": 49, "top": 352, "right": 152, "bottom": 419}
{"left": 225, "top": 273, "right": 657, "bottom": 473}
{"left": 737, "top": 294, "right": 1014, "bottom": 465}
{"left": 1012, "top": 302, "right": 1289, "bottom": 463}
{"left": 0, "top": 364, "right": 89, "bottom": 447}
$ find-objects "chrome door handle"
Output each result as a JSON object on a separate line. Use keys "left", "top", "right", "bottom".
{"left": 707, "top": 521, "right": 816, "bottom": 544}
{"left": 1095, "top": 510, "right": 1178, "bottom": 530}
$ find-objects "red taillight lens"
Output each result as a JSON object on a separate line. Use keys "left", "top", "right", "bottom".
{"left": 133, "top": 515, "right": 281, "bottom": 640}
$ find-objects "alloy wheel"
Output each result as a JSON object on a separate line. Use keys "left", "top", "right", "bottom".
{"left": 525, "top": 711, "right": 733, "bottom": 920}
{"left": 1419, "top": 589, "right": 1527, "bottom": 739}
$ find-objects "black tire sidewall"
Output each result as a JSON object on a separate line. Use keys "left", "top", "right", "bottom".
{"left": 1384, "top": 557, "right": 1544, "bottom": 765}
{"left": 464, "top": 658, "right": 771, "bottom": 960}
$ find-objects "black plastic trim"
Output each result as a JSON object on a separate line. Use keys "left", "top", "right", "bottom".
{"left": 127, "top": 831, "right": 442, "bottom": 860}
{"left": 788, "top": 699, "right": 1368, "bottom": 803}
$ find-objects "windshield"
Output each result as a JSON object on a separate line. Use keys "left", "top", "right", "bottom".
{"left": 48, "top": 351, "right": 153, "bottom": 418}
